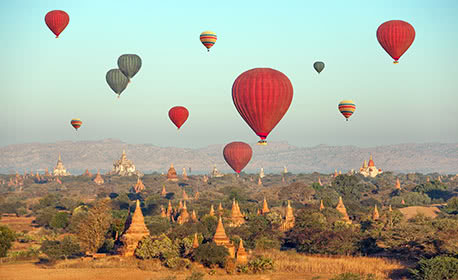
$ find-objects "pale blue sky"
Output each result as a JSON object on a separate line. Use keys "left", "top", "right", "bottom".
{"left": 1, "top": 0, "right": 457, "bottom": 148}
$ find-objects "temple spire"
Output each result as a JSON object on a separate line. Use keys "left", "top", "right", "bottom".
{"left": 372, "top": 205, "right": 379, "bottom": 221}
{"left": 261, "top": 197, "right": 270, "bottom": 214}
{"left": 320, "top": 199, "right": 325, "bottom": 211}
{"left": 192, "top": 233, "right": 199, "bottom": 249}
{"left": 209, "top": 204, "right": 215, "bottom": 216}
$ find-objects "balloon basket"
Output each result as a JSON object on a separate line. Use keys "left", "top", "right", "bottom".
{"left": 393, "top": 61, "right": 399, "bottom": 64}
{"left": 257, "top": 140, "right": 267, "bottom": 146}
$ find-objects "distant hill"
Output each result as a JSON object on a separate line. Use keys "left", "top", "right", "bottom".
{"left": 0, "top": 139, "right": 457, "bottom": 175}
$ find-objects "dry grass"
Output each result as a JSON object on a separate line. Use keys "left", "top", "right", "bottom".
{"left": 0, "top": 216, "right": 37, "bottom": 232}
{"left": 261, "top": 250, "right": 405, "bottom": 279}
{"left": 398, "top": 206, "right": 440, "bottom": 220}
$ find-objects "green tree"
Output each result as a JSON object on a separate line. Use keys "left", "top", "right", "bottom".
{"left": 410, "top": 256, "right": 458, "bottom": 280}
{"left": 0, "top": 225, "right": 16, "bottom": 258}
{"left": 40, "top": 236, "right": 80, "bottom": 260}
{"left": 192, "top": 242, "right": 229, "bottom": 268}
{"left": 135, "top": 234, "right": 179, "bottom": 263}
{"left": 50, "top": 212, "right": 69, "bottom": 229}
{"left": 75, "top": 199, "right": 112, "bottom": 254}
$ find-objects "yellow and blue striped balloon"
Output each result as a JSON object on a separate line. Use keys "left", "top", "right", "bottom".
{"left": 338, "top": 100, "right": 356, "bottom": 121}
{"left": 200, "top": 31, "right": 217, "bottom": 52}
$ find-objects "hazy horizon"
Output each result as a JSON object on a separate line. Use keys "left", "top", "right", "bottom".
{"left": 2, "top": 1, "right": 458, "bottom": 148}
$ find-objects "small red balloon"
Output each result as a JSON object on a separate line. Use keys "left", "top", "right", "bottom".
{"left": 223, "top": 142, "right": 253, "bottom": 174}
{"left": 168, "top": 106, "right": 189, "bottom": 129}
{"left": 45, "top": 10, "right": 69, "bottom": 38}
{"left": 377, "top": 20, "right": 415, "bottom": 63}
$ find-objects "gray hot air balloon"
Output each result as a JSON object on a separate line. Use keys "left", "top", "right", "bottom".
{"left": 106, "top": 69, "right": 129, "bottom": 98}
{"left": 117, "top": 54, "right": 142, "bottom": 81}
{"left": 313, "top": 61, "right": 325, "bottom": 74}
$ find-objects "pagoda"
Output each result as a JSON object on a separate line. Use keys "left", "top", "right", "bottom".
{"left": 259, "top": 168, "right": 265, "bottom": 178}
{"left": 167, "top": 164, "right": 178, "bottom": 182}
{"left": 160, "top": 206, "right": 167, "bottom": 218}
{"left": 53, "top": 153, "right": 70, "bottom": 176}
{"left": 44, "top": 168, "right": 51, "bottom": 177}
{"left": 372, "top": 205, "right": 380, "bottom": 221}
{"left": 211, "top": 165, "right": 224, "bottom": 178}
{"left": 213, "top": 216, "right": 235, "bottom": 258}
{"left": 111, "top": 150, "right": 142, "bottom": 176}
{"left": 209, "top": 204, "right": 215, "bottom": 216}
{"left": 194, "top": 191, "right": 200, "bottom": 200}
{"left": 182, "top": 168, "right": 188, "bottom": 180}
{"left": 166, "top": 200, "right": 173, "bottom": 218}
{"left": 283, "top": 166, "right": 288, "bottom": 174}
{"left": 359, "top": 155, "right": 382, "bottom": 178}
{"left": 177, "top": 201, "right": 190, "bottom": 225}
{"left": 133, "top": 177, "right": 145, "bottom": 193}
{"left": 191, "top": 210, "right": 198, "bottom": 223}
{"left": 229, "top": 199, "right": 245, "bottom": 227}
{"left": 118, "top": 200, "right": 150, "bottom": 257}
{"left": 93, "top": 170, "right": 104, "bottom": 185}
{"left": 202, "top": 175, "right": 209, "bottom": 183}
{"left": 182, "top": 189, "right": 189, "bottom": 200}
{"left": 318, "top": 177, "right": 323, "bottom": 186}
{"left": 218, "top": 202, "right": 224, "bottom": 216}
{"left": 336, "top": 197, "right": 351, "bottom": 223}
{"left": 161, "top": 185, "right": 167, "bottom": 197}
{"left": 280, "top": 200, "right": 295, "bottom": 231}
{"left": 236, "top": 239, "right": 248, "bottom": 264}
{"left": 395, "top": 178, "right": 401, "bottom": 190}
{"left": 83, "top": 169, "right": 93, "bottom": 177}
{"left": 319, "top": 199, "right": 325, "bottom": 211}
{"left": 260, "top": 197, "right": 270, "bottom": 215}
{"left": 192, "top": 233, "right": 199, "bottom": 249}
{"left": 258, "top": 177, "right": 262, "bottom": 186}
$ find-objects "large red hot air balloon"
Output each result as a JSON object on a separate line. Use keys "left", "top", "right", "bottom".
{"left": 223, "top": 142, "right": 252, "bottom": 174}
{"left": 376, "top": 20, "right": 415, "bottom": 64}
{"left": 45, "top": 10, "right": 70, "bottom": 38}
{"left": 168, "top": 106, "right": 189, "bottom": 129}
{"left": 232, "top": 68, "right": 293, "bottom": 145}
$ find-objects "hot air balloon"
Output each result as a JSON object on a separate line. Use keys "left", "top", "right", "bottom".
{"left": 200, "top": 31, "right": 217, "bottom": 52}
{"left": 377, "top": 20, "right": 415, "bottom": 64}
{"left": 223, "top": 142, "right": 253, "bottom": 174}
{"left": 45, "top": 10, "right": 69, "bottom": 38}
{"left": 232, "top": 68, "right": 293, "bottom": 145}
{"left": 338, "top": 100, "right": 356, "bottom": 121}
{"left": 70, "top": 119, "right": 82, "bottom": 130}
{"left": 168, "top": 106, "right": 189, "bottom": 129}
{"left": 106, "top": 69, "right": 129, "bottom": 98}
{"left": 117, "top": 54, "right": 142, "bottom": 82}
{"left": 313, "top": 61, "right": 325, "bottom": 74}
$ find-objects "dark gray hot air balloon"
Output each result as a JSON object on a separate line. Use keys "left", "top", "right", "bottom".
{"left": 117, "top": 54, "right": 142, "bottom": 81}
{"left": 106, "top": 69, "right": 129, "bottom": 98}
{"left": 313, "top": 61, "right": 325, "bottom": 74}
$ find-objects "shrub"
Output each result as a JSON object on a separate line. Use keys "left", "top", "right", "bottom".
{"left": 50, "top": 212, "right": 69, "bottom": 229}
{"left": 409, "top": 256, "right": 458, "bottom": 280}
{"left": 245, "top": 255, "right": 274, "bottom": 274}
{"left": 135, "top": 234, "right": 179, "bottom": 263}
{"left": 192, "top": 242, "right": 228, "bottom": 268}
{"left": 185, "top": 271, "right": 205, "bottom": 280}
{"left": 40, "top": 236, "right": 80, "bottom": 260}
{"left": 330, "top": 273, "right": 376, "bottom": 280}
{"left": 165, "top": 257, "right": 192, "bottom": 270}
{"left": 0, "top": 225, "right": 16, "bottom": 257}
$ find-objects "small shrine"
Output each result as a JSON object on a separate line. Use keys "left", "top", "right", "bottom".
{"left": 118, "top": 200, "right": 150, "bottom": 257}
{"left": 213, "top": 216, "right": 235, "bottom": 258}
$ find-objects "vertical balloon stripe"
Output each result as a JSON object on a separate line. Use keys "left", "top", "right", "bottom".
{"left": 45, "top": 10, "right": 69, "bottom": 37}
{"left": 106, "top": 69, "right": 129, "bottom": 96}
{"left": 377, "top": 20, "right": 415, "bottom": 61}
{"left": 118, "top": 54, "right": 142, "bottom": 79}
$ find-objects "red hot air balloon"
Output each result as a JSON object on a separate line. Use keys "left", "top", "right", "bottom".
{"left": 168, "top": 106, "right": 189, "bottom": 129}
{"left": 223, "top": 142, "right": 253, "bottom": 174}
{"left": 232, "top": 68, "right": 293, "bottom": 145}
{"left": 45, "top": 10, "right": 70, "bottom": 38}
{"left": 376, "top": 20, "right": 415, "bottom": 64}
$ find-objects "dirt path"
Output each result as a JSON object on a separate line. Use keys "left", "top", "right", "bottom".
{"left": 0, "top": 262, "right": 332, "bottom": 280}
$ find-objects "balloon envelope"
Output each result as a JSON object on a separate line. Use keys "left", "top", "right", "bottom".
{"left": 117, "top": 54, "right": 142, "bottom": 80}
{"left": 377, "top": 20, "right": 415, "bottom": 63}
{"left": 168, "top": 106, "right": 189, "bottom": 129}
{"left": 200, "top": 31, "right": 217, "bottom": 51}
{"left": 223, "top": 142, "right": 253, "bottom": 174}
{"left": 313, "top": 61, "right": 325, "bottom": 73}
{"left": 338, "top": 100, "right": 356, "bottom": 121}
{"left": 45, "top": 10, "right": 69, "bottom": 38}
{"left": 106, "top": 69, "right": 129, "bottom": 97}
{"left": 232, "top": 68, "right": 293, "bottom": 144}
{"left": 70, "top": 118, "right": 82, "bottom": 130}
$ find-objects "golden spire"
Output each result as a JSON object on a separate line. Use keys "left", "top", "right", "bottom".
{"left": 236, "top": 239, "right": 248, "bottom": 264}
{"left": 134, "top": 177, "right": 145, "bottom": 193}
{"left": 209, "top": 204, "right": 215, "bottom": 216}
{"left": 192, "top": 233, "right": 199, "bottom": 249}
{"left": 161, "top": 185, "right": 167, "bottom": 196}
{"left": 336, "top": 196, "right": 350, "bottom": 223}
{"left": 182, "top": 189, "right": 189, "bottom": 200}
{"left": 320, "top": 199, "right": 325, "bottom": 211}
{"left": 258, "top": 177, "right": 262, "bottom": 185}
{"left": 178, "top": 200, "right": 183, "bottom": 210}
{"left": 218, "top": 202, "right": 224, "bottom": 216}
{"left": 167, "top": 200, "right": 172, "bottom": 217}
{"left": 261, "top": 197, "right": 270, "bottom": 214}
{"left": 160, "top": 205, "right": 167, "bottom": 218}
{"left": 389, "top": 205, "right": 393, "bottom": 212}
{"left": 372, "top": 205, "right": 379, "bottom": 221}
{"left": 194, "top": 191, "right": 200, "bottom": 200}
{"left": 318, "top": 177, "right": 323, "bottom": 186}
{"left": 213, "top": 216, "right": 228, "bottom": 242}
{"left": 191, "top": 210, "right": 198, "bottom": 222}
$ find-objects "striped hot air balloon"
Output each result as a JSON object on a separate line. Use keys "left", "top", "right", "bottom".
{"left": 70, "top": 118, "right": 82, "bottom": 130}
{"left": 338, "top": 100, "right": 356, "bottom": 121}
{"left": 200, "top": 31, "right": 217, "bottom": 52}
